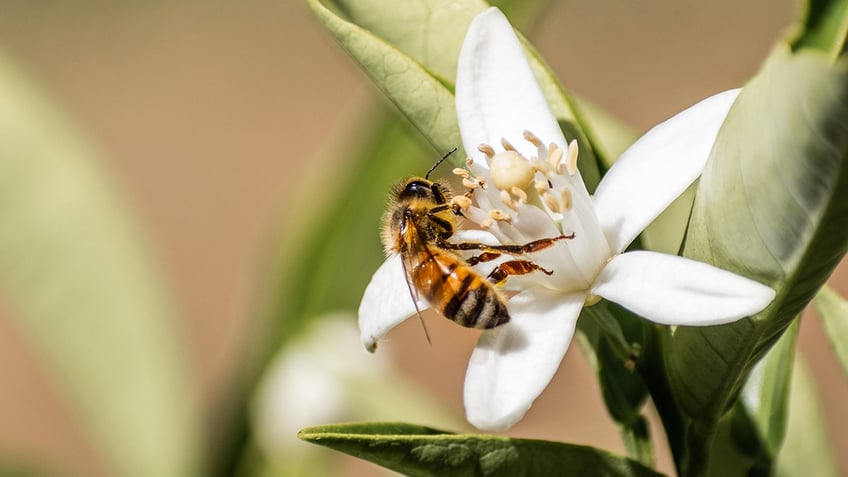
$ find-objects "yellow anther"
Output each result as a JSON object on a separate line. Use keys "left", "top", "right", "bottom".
{"left": 480, "top": 219, "right": 494, "bottom": 229}
{"left": 543, "top": 192, "right": 561, "bottom": 213}
{"left": 488, "top": 209, "right": 512, "bottom": 222}
{"left": 462, "top": 178, "right": 478, "bottom": 190}
{"left": 561, "top": 188, "right": 573, "bottom": 211}
{"left": 523, "top": 130, "right": 543, "bottom": 147}
{"left": 451, "top": 195, "right": 472, "bottom": 211}
{"left": 534, "top": 179, "right": 550, "bottom": 194}
{"left": 547, "top": 143, "right": 564, "bottom": 170}
{"left": 500, "top": 190, "right": 518, "bottom": 211}
{"left": 501, "top": 138, "right": 516, "bottom": 151}
{"left": 452, "top": 168, "right": 470, "bottom": 178}
{"left": 510, "top": 186, "right": 528, "bottom": 203}
{"left": 489, "top": 209, "right": 512, "bottom": 222}
{"left": 565, "top": 139, "right": 579, "bottom": 176}
{"left": 478, "top": 144, "right": 495, "bottom": 158}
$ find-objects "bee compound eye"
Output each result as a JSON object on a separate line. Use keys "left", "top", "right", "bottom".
{"left": 400, "top": 180, "right": 434, "bottom": 200}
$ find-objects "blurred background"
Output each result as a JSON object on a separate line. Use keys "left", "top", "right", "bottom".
{"left": 0, "top": 0, "right": 845, "bottom": 476}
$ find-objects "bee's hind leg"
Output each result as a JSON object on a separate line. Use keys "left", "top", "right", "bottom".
{"left": 487, "top": 260, "right": 553, "bottom": 285}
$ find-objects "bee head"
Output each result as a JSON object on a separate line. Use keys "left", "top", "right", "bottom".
{"left": 396, "top": 178, "right": 449, "bottom": 204}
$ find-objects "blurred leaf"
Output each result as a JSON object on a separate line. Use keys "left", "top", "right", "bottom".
{"left": 735, "top": 319, "right": 798, "bottom": 460}
{"left": 265, "top": 112, "right": 432, "bottom": 348}
{"left": 0, "top": 460, "right": 51, "bottom": 477}
{"left": 299, "top": 422, "right": 666, "bottom": 477}
{"left": 666, "top": 46, "right": 848, "bottom": 422}
{"left": 774, "top": 356, "right": 838, "bottom": 477}
{"left": 243, "top": 315, "right": 463, "bottom": 477}
{"left": 790, "top": 0, "right": 848, "bottom": 58}
{"left": 814, "top": 285, "right": 848, "bottom": 375}
{"left": 0, "top": 54, "right": 200, "bottom": 476}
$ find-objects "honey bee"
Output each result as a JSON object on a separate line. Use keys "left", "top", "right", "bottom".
{"left": 382, "top": 151, "right": 573, "bottom": 330}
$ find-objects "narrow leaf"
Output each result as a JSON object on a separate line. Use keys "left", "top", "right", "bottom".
{"left": 774, "top": 357, "right": 838, "bottom": 477}
{"left": 735, "top": 319, "right": 798, "bottom": 458}
{"left": 0, "top": 54, "right": 200, "bottom": 476}
{"left": 309, "top": 0, "right": 606, "bottom": 186}
{"left": 299, "top": 422, "right": 665, "bottom": 477}
{"left": 308, "top": 0, "right": 462, "bottom": 155}
{"left": 790, "top": 0, "right": 848, "bottom": 58}
{"left": 813, "top": 285, "right": 848, "bottom": 375}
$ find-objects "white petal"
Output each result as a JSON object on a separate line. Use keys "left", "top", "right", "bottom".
{"left": 455, "top": 7, "right": 565, "bottom": 161}
{"left": 591, "top": 251, "right": 775, "bottom": 326}
{"left": 464, "top": 288, "right": 584, "bottom": 431}
{"left": 452, "top": 229, "right": 500, "bottom": 245}
{"left": 593, "top": 89, "right": 740, "bottom": 253}
{"left": 358, "top": 254, "right": 425, "bottom": 352}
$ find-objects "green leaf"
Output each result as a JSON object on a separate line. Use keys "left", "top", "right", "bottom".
{"left": 309, "top": 0, "right": 606, "bottom": 186}
{"left": 708, "top": 319, "right": 799, "bottom": 477}
{"left": 813, "top": 285, "right": 848, "bottom": 375}
{"left": 308, "top": 0, "right": 462, "bottom": 155}
{"left": 790, "top": 0, "right": 848, "bottom": 58}
{"left": 0, "top": 53, "right": 200, "bottom": 476}
{"left": 666, "top": 47, "right": 848, "bottom": 422}
{"left": 734, "top": 319, "right": 798, "bottom": 459}
{"left": 774, "top": 356, "right": 838, "bottom": 477}
{"left": 299, "top": 422, "right": 666, "bottom": 477}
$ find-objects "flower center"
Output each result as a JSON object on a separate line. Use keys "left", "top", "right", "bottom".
{"left": 451, "top": 130, "right": 608, "bottom": 292}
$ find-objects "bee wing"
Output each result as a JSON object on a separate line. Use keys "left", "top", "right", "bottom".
{"left": 399, "top": 216, "right": 433, "bottom": 344}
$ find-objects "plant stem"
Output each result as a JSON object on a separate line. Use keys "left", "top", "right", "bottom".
{"left": 681, "top": 419, "right": 717, "bottom": 477}
{"left": 638, "top": 326, "right": 687, "bottom": 476}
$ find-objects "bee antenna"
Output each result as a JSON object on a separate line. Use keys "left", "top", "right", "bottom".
{"left": 425, "top": 147, "right": 458, "bottom": 181}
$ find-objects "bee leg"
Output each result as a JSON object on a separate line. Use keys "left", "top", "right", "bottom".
{"left": 487, "top": 260, "right": 554, "bottom": 285}
{"left": 443, "top": 232, "right": 575, "bottom": 256}
{"left": 465, "top": 251, "right": 501, "bottom": 266}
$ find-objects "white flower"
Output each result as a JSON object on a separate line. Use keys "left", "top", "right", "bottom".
{"left": 358, "top": 7, "right": 775, "bottom": 432}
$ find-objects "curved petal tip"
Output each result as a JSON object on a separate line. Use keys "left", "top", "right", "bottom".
{"left": 463, "top": 289, "right": 583, "bottom": 431}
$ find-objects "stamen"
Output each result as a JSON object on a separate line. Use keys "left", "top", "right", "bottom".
{"left": 501, "top": 138, "right": 516, "bottom": 151}
{"left": 488, "top": 209, "right": 512, "bottom": 222}
{"left": 452, "top": 168, "right": 470, "bottom": 179}
{"left": 523, "top": 130, "right": 543, "bottom": 148}
{"left": 565, "top": 139, "right": 579, "bottom": 176}
{"left": 478, "top": 144, "right": 495, "bottom": 158}
{"left": 500, "top": 190, "right": 518, "bottom": 211}
{"left": 510, "top": 186, "right": 528, "bottom": 203}
{"left": 480, "top": 219, "right": 494, "bottom": 229}
{"left": 451, "top": 195, "right": 472, "bottom": 212}
{"left": 534, "top": 180, "right": 549, "bottom": 194}
{"left": 543, "top": 191, "right": 561, "bottom": 213}
{"left": 547, "top": 144, "right": 564, "bottom": 171}
{"left": 561, "top": 188, "right": 573, "bottom": 211}
{"left": 462, "top": 178, "right": 478, "bottom": 190}
{"left": 466, "top": 157, "right": 474, "bottom": 166}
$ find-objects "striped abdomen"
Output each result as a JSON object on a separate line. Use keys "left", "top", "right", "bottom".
{"left": 410, "top": 247, "right": 510, "bottom": 329}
